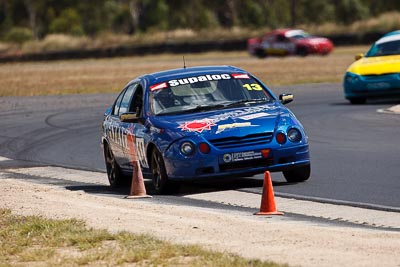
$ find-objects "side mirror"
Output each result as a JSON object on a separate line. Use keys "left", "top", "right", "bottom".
{"left": 104, "top": 107, "right": 112, "bottom": 116}
{"left": 355, "top": 53, "right": 364, "bottom": 61}
{"left": 120, "top": 112, "right": 139, "bottom": 123}
{"left": 279, "top": 93, "right": 294, "bottom": 105}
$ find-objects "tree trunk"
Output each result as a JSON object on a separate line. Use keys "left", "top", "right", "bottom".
{"left": 290, "top": 0, "right": 296, "bottom": 27}
{"left": 129, "top": 0, "right": 140, "bottom": 34}
{"left": 24, "top": 0, "right": 39, "bottom": 40}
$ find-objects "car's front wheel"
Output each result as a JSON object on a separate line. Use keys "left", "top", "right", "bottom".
{"left": 283, "top": 164, "right": 311, "bottom": 183}
{"left": 151, "top": 148, "right": 179, "bottom": 194}
{"left": 296, "top": 46, "right": 309, "bottom": 56}
{"left": 348, "top": 97, "right": 366, "bottom": 104}
{"left": 104, "top": 144, "right": 129, "bottom": 188}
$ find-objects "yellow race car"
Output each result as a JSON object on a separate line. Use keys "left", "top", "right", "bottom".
{"left": 343, "top": 30, "right": 400, "bottom": 104}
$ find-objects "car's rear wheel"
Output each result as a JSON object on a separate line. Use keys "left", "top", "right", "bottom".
{"left": 255, "top": 48, "right": 267, "bottom": 58}
{"left": 104, "top": 144, "right": 127, "bottom": 188}
{"left": 283, "top": 164, "right": 311, "bottom": 183}
{"left": 348, "top": 97, "right": 366, "bottom": 104}
{"left": 151, "top": 148, "right": 179, "bottom": 194}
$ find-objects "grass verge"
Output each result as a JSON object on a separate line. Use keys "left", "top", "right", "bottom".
{"left": 0, "top": 46, "right": 369, "bottom": 97}
{"left": 0, "top": 209, "right": 285, "bottom": 267}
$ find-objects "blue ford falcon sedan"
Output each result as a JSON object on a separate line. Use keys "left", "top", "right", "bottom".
{"left": 101, "top": 66, "right": 310, "bottom": 194}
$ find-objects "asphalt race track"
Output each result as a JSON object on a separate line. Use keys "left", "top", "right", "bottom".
{"left": 0, "top": 83, "right": 399, "bottom": 210}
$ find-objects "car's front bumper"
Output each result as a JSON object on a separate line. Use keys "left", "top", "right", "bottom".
{"left": 164, "top": 144, "right": 310, "bottom": 180}
{"left": 344, "top": 72, "right": 400, "bottom": 99}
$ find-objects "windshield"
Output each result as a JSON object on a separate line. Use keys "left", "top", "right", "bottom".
{"left": 365, "top": 40, "right": 400, "bottom": 57}
{"left": 285, "top": 30, "right": 310, "bottom": 39}
{"left": 149, "top": 73, "right": 273, "bottom": 115}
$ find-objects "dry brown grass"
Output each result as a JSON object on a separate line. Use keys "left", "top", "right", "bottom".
{"left": 0, "top": 27, "right": 260, "bottom": 57}
{"left": 0, "top": 45, "right": 369, "bottom": 97}
{"left": 306, "top": 12, "right": 400, "bottom": 35}
{"left": 1, "top": 209, "right": 282, "bottom": 267}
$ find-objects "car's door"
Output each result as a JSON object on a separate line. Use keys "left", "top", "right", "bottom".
{"left": 261, "top": 34, "right": 275, "bottom": 53}
{"left": 106, "top": 83, "right": 137, "bottom": 166}
{"left": 272, "top": 34, "right": 294, "bottom": 55}
{"left": 119, "top": 84, "right": 149, "bottom": 170}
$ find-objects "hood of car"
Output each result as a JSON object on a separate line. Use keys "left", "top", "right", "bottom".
{"left": 347, "top": 54, "right": 400, "bottom": 75}
{"left": 150, "top": 103, "right": 288, "bottom": 140}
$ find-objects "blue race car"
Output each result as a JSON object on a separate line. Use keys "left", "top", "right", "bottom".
{"left": 101, "top": 65, "right": 310, "bottom": 194}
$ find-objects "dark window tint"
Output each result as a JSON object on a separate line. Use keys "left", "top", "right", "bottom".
{"left": 112, "top": 83, "right": 138, "bottom": 116}
{"left": 129, "top": 86, "right": 143, "bottom": 117}
{"left": 112, "top": 91, "right": 124, "bottom": 116}
{"left": 119, "top": 84, "right": 137, "bottom": 115}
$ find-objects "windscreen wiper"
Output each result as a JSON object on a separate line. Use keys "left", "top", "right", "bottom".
{"left": 178, "top": 104, "right": 226, "bottom": 114}
{"left": 225, "top": 99, "right": 268, "bottom": 108}
{"left": 155, "top": 104, "right": 226, "bottom": 116}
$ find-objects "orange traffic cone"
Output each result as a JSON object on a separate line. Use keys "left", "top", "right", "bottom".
{"left": 126, "top": 134, "right": 151, "bottom": 199}
{"left": 255, "top": 171, "right": 283, "bottom": 215}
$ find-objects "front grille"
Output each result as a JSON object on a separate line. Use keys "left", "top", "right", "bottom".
{"left": 209, "top": 132, "right": 273, "bottom": 149}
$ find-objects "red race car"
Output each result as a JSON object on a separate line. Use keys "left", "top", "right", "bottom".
{"left": 247, "top": 29, "right": 334, "bottom": 58}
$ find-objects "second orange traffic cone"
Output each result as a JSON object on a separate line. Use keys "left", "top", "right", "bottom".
{"left": 126, "top": 134, "right": 151, "bottom": 199}
{"left": 255, "top": 171, "right": 283, "bottom": 215}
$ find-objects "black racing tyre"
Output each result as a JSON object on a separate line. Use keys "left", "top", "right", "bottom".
{"left": 104, "top": 144, "right": 129, "bottom": 188}
{"left": 283, "top": 164, "right": 311, "bottom": 183}
{"left": 296, "top": 46, "right": 308, "bottom": 57}
{"left": 349, "top": 98, "right": 366, "bottom": 105}
{"left": 255, "top": 48, "right": 267, "bottom": 58}
{"left": 151, "top": 148, "right": 180, "bottom": 194}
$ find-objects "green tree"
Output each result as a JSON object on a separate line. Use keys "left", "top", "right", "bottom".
{"left": 237, "top": 0, "right": 266, "bottom": 27}
{"left": 296, "top": 0, "right": 335, "bottom": 25}
{"left": 214, "top": 0, "right": 238, "bottom": 28}
{"left": 367, "top": 0, "right": 400, "bottom": 16}
{"left": 5, "top": 26, "right": 32, "bottom": 43}
{"left": 139, "top": 0, "right": 169, "bottom": 31}
{"left": 262, "top": 0, "right": 291, "bottom": 28}
{"left": 49, "top": 8, "right": 83, "bottom": 35}
{"left": 76, "top": 0, "right": 110, "bottom": 36}
{"left": 186, "top": 0, "right": 218, "bottom": 29}
{"left": 111, "top": 3, "right": 135, "bottom": 34}
{"left": 23, "top": 0, "right": 46, "bottom": 40}
{"left": 333, "top": 0, "right": 370, "bottom": 24}
{"left": 165, "top": 0, "right": 189, "bottom": 29}
{"left": 0, "top": 0, "right": 12, "bottom": 36}
{"left": 1, "top": 0, "right": 400, "bottom": 41}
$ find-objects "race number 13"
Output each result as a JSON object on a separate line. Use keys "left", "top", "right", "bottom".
{"left": 243, "top": 84, "right": 263, "bottom": 91}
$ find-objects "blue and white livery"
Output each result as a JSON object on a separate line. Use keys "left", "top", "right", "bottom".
{"left": 102, "top": 66, "right": 310, "bottom": 194}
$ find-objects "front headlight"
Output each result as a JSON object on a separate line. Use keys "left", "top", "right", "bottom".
{"left": 345, "top": 72, "right": 359, "bottom": 83}
{"left": 287, "top": 128, "right": 302, "bottom": 142}
{"left": 180, "top": 141, "right": 195, "bottom": 156}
